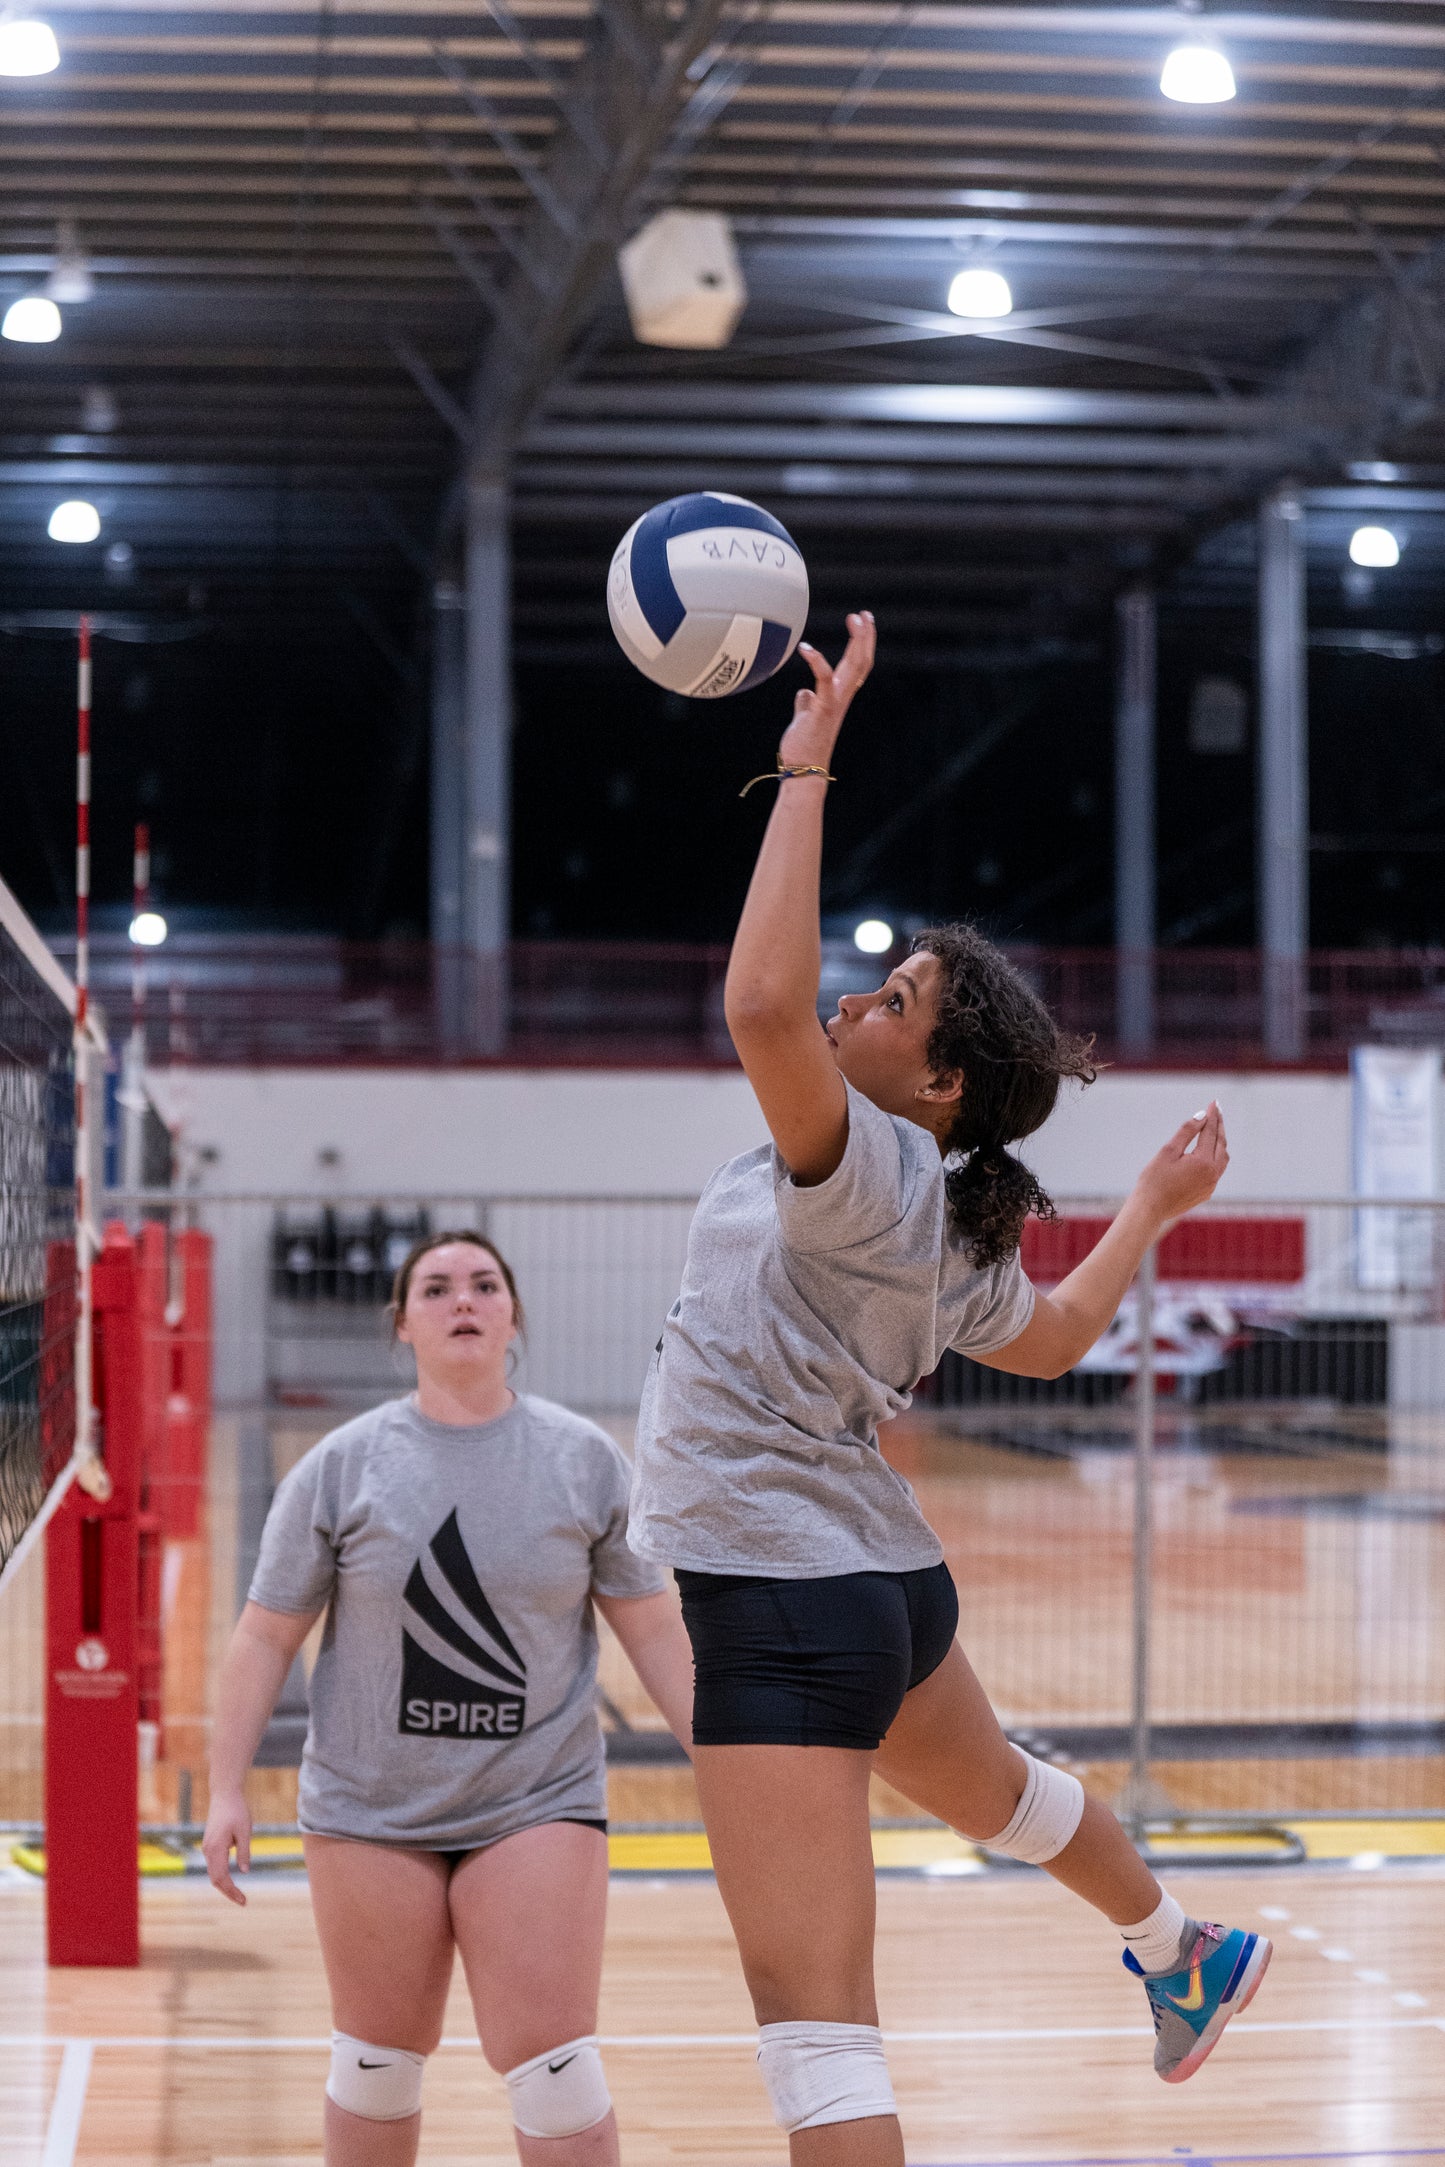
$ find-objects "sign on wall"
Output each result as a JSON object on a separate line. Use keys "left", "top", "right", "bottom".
{"left": 1351, "top": 1046, "right": 1441, "bottom": 1292}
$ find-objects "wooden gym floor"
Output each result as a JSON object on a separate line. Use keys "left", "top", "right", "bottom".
{"left": 2, "top": 1855, "right": 1443, "bottom": 2164}
{"left": 2, "top": 1403, "right": 1443, "bottom": 2159}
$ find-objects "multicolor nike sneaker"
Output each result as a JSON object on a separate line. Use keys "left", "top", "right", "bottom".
{"left": 1123, "top": 1918, "right": 1272, "bottom": 2083}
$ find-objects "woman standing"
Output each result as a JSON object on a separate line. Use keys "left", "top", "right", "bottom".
{"left": 204, "top": 1230, "right": 694, "bottom": 2167}
{"left": 629, "top": 613, "right": 1270, "bottom": 2165}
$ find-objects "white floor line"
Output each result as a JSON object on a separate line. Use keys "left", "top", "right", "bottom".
{"left": 39, "top": 2040, "right": 92, "bottom": 2167}
{"left": 3, "top": 2017, "right": 1443, "bottom": 2055}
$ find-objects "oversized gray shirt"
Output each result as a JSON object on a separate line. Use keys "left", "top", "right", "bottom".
{"left": 630, "top": 1081, "right": 1036, "bottom": 1577}
{"left": 248, "top": 1394, "right": 664, "bottom": 1848}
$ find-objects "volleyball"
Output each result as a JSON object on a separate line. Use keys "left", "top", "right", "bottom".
{"left": 607, "top": 492, "right": 809, "bottom": 699}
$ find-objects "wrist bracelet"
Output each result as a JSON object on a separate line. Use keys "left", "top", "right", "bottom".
{"left": 739, "top": 762, "right": 837, "bottom": 799}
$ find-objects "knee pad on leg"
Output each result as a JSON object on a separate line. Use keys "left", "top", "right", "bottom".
{"left": 326, "top": 2033, "right": 426, "bottom": 2121}
{"left": 983, "top": 1752, "right": 1085, "bottom": 1865}
{"left": 756, "top": 2021, "right": 897, "bottom": 2134}
{"left": 505, "top": 2036, "right": 611, "bottom": 2139}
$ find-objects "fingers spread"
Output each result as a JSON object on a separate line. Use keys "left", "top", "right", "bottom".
{"left": 836, "top": 613, "right": 876, "bottom": 690}
{"left": 796, "top": 641, "right": 833, "bottom": 690}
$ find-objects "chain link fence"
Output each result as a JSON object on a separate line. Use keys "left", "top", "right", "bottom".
{"left": 90, "top": 1187, "right": 1445, "bottom": 1832}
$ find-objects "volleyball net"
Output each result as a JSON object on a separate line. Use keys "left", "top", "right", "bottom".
{"left": 0, "top": 881, "right": 82, "bottom": 1588}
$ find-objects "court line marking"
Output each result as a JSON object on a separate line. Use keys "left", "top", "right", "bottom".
{"left": 919, "top": 2152, "right": 1445, "bottom": 2167}
{"left": 1262, "top": 1903, "right": 1433, "bottom": 2013}
{"left": 3, "top": 2017, "right": 1444, "bottom": 2052}
{"left": 39, "top": 2040, "right": 92, "bottom": 2167}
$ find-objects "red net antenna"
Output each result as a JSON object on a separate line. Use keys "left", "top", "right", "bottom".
{"left": 74, "top": 619, "right": 97, "bottom": 1474}
{"left": 71, "top": 619, "right": 111, "bottom": 1506}
{"left": 121, "top": 823, "right": 151, "bottom": 1196}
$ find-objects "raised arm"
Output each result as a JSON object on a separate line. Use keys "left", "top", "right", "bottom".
{"left": 974, "top": 1103, "right": 1229, "bottom": 1379}
{"left": 202, "top": 1599, "right": 319, "bottom": 1903}
{"left": 724, "top": 611, "right": 876, "bottom": 1185}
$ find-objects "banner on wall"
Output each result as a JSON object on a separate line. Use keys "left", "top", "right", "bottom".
{"left": 1351, "top": 1045, "right": 1441, "bottom": 1292}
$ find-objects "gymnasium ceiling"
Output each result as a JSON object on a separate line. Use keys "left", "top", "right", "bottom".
{"left": 8, "top": 1, "right": 1445, "bottom": 651}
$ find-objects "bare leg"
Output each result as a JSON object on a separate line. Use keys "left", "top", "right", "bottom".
{"left": 693, "top": 1744, "right": 904, "bottom": 2167}
{"left": 450, "top": 1821, "right": 619, "bottom": 2167}
{"left": 875, "top": 1643, "right": 1160, "bottom": 1923}
{"left": 304, "top": 1834, "right": 457, "bottom": 2167}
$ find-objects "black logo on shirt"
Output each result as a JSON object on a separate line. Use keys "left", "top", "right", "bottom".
{"left": 400, "top": 1509, "right": 527, "bottom": 1738}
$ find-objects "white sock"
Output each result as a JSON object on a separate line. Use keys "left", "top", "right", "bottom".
{"left": 1119, "top": 1891, "right": 1188, "bottom": 1975}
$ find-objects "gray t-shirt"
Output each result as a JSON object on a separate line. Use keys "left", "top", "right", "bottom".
{"left": 248, "top": 1394, "right": 665, "bottom": 1848}
{"left": 630, "top": 1081, "right": 1036, "bottom": 1577}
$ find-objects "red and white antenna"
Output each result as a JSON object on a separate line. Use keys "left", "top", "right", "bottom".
{"left": 74, "top": 618, "right": 96, "bottom": 1462}
{"left": 73, "top": 618, "right": 109, "bottom": 1498}
{"left": 131, "top": 821, "right": 150, "bottom": 1046}
{"left": 121, "top": 820, "right": 152, "bottom": 1198}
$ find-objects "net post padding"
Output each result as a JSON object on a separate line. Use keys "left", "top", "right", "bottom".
{"left": 136, "top": 1222, "right": 168, "bottom": 1748}
{"left": 168, "top": 1228, "right": 212, "bottom": 1541}
{"left": 45, "top": 1221, "right": 142, "bottom": 1968}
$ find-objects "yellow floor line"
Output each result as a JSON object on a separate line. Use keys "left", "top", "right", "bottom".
{"left": 5, "top": 1822, "right": 1443, "bottom": 1880}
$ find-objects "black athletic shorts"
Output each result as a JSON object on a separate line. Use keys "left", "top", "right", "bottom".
{"left": 676, "top": 1561, "right": 959, "bottom": 1751}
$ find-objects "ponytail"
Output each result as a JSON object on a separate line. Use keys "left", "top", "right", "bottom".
{"left": 942, "top": 1144, "right": 1057, "bottom": 1269}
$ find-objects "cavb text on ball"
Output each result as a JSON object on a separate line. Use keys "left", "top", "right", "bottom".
{"left": 608, "top": 492, "right": 809, "bottom": 699}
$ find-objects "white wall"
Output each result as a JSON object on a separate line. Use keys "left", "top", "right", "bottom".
{"left": 147, "top": 1063, "right": 1360, "bottom": 1203}
{"left": 142, "top": 1063, "right": 1402, "bottom": 1406}
{"left": 146, "top": 1067, "right": 770, "bottom": 1197}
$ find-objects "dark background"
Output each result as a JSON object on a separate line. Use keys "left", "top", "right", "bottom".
{"left": 5, "top": 600, "right": 1444, "bottom": 951}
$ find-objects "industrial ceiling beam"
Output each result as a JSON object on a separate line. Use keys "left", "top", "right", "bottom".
{"left": 457, "top": 0, "right": 733, "bottom": 480}
{"left": 519, "top": 420, "right": 1325, "bottom": 468}
{"left": 544, "top": 381, "right": 1344, "bottom": 427}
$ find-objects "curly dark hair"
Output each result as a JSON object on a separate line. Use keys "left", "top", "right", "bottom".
{"left": 910, "top": 924, "right": 1098, "bottom": 1266}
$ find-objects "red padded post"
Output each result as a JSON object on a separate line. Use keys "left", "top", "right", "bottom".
{"left": 134, "top": 1221, "right": 168, "bottom": 1745}
{"left": 167, "top": 1228, "right": 212, "bottom": 1542}
{"left": 46, "top": 1222, "right": 141, "bottom": 1967}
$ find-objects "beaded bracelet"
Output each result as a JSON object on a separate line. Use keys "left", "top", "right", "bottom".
{"left": 738, "top": 762, "right": 837, "bottom": 799}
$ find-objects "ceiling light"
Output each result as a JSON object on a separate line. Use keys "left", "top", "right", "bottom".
{"left": 128, "top": 910, "right": 168, "bottom": 948}
{"left": 947, "top": 268, "right": 1012, "bottom": 319}
{"left": 2, "top": 294, "right": 61, "bottom": 342}
{"left": 1160, "top": 44, "right": 1236, "bottom": 104}
{"left": 853, "top": 918, "right": 894, "bottom": 955}
{"left": 48, "top": 499, "right": 100, "bottom": 543}
{"left": 0, "top": 17, "right": 60, "bottom": 74}
{"left": 1349, "top": 525, "right": 1399, "bottom": 568}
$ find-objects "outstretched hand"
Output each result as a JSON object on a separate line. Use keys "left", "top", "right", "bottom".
{"left": 1134, "top": 1101, "right": 1229, "bottom": 1231}
{"left": 777, "top": 611, "right": 876, "bottom": 770}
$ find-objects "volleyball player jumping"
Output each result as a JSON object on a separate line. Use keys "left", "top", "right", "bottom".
{"left": 204, "top": 1231, "right": 694, "bottom": 2167}
{"left": 629, "top": 613, "right": 1271, "bottom": 2165}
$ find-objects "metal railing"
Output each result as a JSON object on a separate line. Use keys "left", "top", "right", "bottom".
{"left": 931, "top": 1195, "right": 1445, "bottom": 1830}
{"left": 42, "top": 934, "right": 1445, "bottom": 1066}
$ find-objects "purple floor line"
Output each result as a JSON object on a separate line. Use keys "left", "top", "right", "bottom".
{"left": 911, "top": 2150, "right": 1445, "bottom": 2167}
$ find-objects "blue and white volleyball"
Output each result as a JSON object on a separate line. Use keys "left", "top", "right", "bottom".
{"left": 607, "top": 492, "right": 809, "bottom": 699}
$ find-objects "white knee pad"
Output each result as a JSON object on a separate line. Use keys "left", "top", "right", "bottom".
{"left": 326, "top": 2032, "right": 426, "bottom": 2121}
{"left": 505, "top": 2036, "right": 611, "bottom": 2139}
{"left": 983, "top": 1751, "right": 1085, "bottom": 1865}
{"left": 756, "top": 2021, "right": 897, "bottom": 2134}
